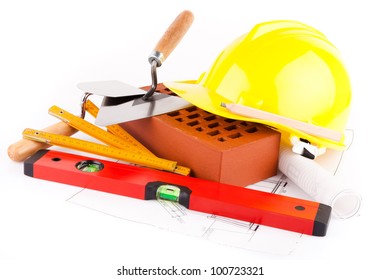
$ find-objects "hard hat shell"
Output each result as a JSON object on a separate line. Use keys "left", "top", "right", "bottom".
{"left": 164, "top": 21, "right": 351, "bottom": 150}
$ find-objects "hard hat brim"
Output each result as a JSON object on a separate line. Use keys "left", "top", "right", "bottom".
{"left": 164, "top": 80, "right": 347, "bottom": 150}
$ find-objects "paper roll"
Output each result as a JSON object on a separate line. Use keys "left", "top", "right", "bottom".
{"left": 278, "top": 144, "right": 361, "bottom": 219}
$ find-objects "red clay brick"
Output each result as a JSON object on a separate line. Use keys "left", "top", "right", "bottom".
{"left": 121, "top": 84, "right": 280, "bottom": 186}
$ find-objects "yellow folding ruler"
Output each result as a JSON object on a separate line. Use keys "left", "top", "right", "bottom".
{"left": 83, "top": 100, "right": 154, "bottom": 156}
{"left": 23, "top": 102, "right": 190, "bottom": 176}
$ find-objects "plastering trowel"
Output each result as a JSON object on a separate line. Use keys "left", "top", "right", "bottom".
{"left": 77, "top": 10, "right": 194, "bottom": 126}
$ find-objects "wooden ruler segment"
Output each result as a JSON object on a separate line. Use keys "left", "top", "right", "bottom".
{"left": 82, "top": 101, "right": 191, "bottom": 175}
{"left": 22, "top": 128, "right": 190, "bottom": 176}
{"left": 49, "top": 105, "right": 147, "bottom": 155}
{"left": 84, "top": 100, "right": 154, "bottom": 156}
{"left": 8, "top": 121, "right": 77, "bottom": 162}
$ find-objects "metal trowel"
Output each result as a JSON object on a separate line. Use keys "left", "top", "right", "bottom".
{"left": 77, "top": 10, "right": 194, "bottom": 126}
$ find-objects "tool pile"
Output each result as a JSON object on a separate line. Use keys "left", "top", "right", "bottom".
{"left": 8, "top": 10, "right": 362, "bottom": 236}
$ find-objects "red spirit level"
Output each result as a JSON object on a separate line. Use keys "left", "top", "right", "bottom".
{"left": 24, "top": 149, "right": 331, "bottom": 236}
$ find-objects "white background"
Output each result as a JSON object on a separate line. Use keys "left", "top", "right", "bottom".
{"left": 1, "top": 0, "right": 380, "bottom": 279}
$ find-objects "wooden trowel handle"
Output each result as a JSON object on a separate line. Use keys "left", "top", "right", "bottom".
{"left": 8, "top": 121, "right": 77, "bottom": 162}
{"left": 150, "top": 10, "right": 194, "bottom": 66}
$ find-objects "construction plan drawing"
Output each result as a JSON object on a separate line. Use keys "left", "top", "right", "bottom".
{"left": 65, "top": 174, "right": 321, "bottom": 255}
{"left": 65, "top": 132, "right": 352, "bottom": 255}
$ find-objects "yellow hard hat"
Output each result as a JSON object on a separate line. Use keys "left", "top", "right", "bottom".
{"left": 165, "top": 20, "right": 351, "bottom": 150}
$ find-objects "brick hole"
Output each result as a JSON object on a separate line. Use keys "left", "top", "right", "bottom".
{"left": 185, "top": 106, "right": 197, "bottom": 112}
{"left": 246, "top": 127, "right": 258, "bottom": 133}
{"left": 187, "top": 113, "right": 200, "bottom": 119}
{"left": 167, "top": 111, "right": 180, "bottom": 117}
{"left": 175, "top": 118, "right": 183, "bottom": 122}
{"left": 224, "top": 118, "right": 235, "bottom": 123}
{"left": 163, "top": 87, "right": 172, "bottom": 93}
{"left": 224, "top": 125, "right": 237, "bottom": 131}
{"left": 217, "top": 137, "right": 226, "bottom": 142}
{"left": 196, "top": 127, "right": 204, "bottom": 132}
{"left": 240, "top": 121, "right": 249, "bottom": 126}
{"left": 228, "top": 133, "right": 242, "bottom": 139}
{"left": 204, "top": 115, "right": 216, "bottom": 121}
{"left": 187, "top": 120, "right": 199, "bottom": 127}
{"left": 208, "top": 122, "right": 219, "bottom": 128}
{"left": 207, "top": 130, "right": 220, "bottom": 136}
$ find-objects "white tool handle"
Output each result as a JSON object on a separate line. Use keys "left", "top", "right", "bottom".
{"left": 278, "top": 144, "right": 361, "bottom": 219}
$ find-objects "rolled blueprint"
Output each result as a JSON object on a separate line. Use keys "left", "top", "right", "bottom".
{"left": 278, "top": 144, "right": 361, "bottom": 219}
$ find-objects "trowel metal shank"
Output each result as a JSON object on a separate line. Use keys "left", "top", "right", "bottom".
{"left": 77, "top": 80, "right": 192, "bottom": 126}
{"left": 96, "top": 92, "right": 192, "bottom": 126}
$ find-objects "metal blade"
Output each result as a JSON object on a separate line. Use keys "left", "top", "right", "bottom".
{"left": 95, "top": 93, "right": 192, "bottom": 126}
{"left": 77, "top": 80, "right": 146, "bottom": 97}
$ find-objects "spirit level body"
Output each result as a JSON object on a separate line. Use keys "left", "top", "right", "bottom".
{"left": 24, "top": 149, "right": 331, "bottom": 236}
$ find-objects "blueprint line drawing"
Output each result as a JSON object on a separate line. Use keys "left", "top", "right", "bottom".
{"left": 67, "top": 173, "right": 307, "bottom": 255}
{"left": 61, "top": 131, "right": 353, "bottom": 255}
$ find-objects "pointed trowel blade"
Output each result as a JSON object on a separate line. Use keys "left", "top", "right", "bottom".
{"left": 95, "top": 93, "right": 192, "bottom": 126}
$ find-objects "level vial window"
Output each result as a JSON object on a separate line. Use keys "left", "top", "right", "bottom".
{"left": 76, "top": 160, "right": 104, "bottom": 172}
{"left": 156, "top": 185, "right": 180, "bottom": 202}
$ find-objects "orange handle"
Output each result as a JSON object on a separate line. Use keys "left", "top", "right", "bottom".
{"left": 8, "top": 121, "right": 77, "bottom": 162}
{"left": 151, "top": 10, "right": 194, "bottom": 65}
